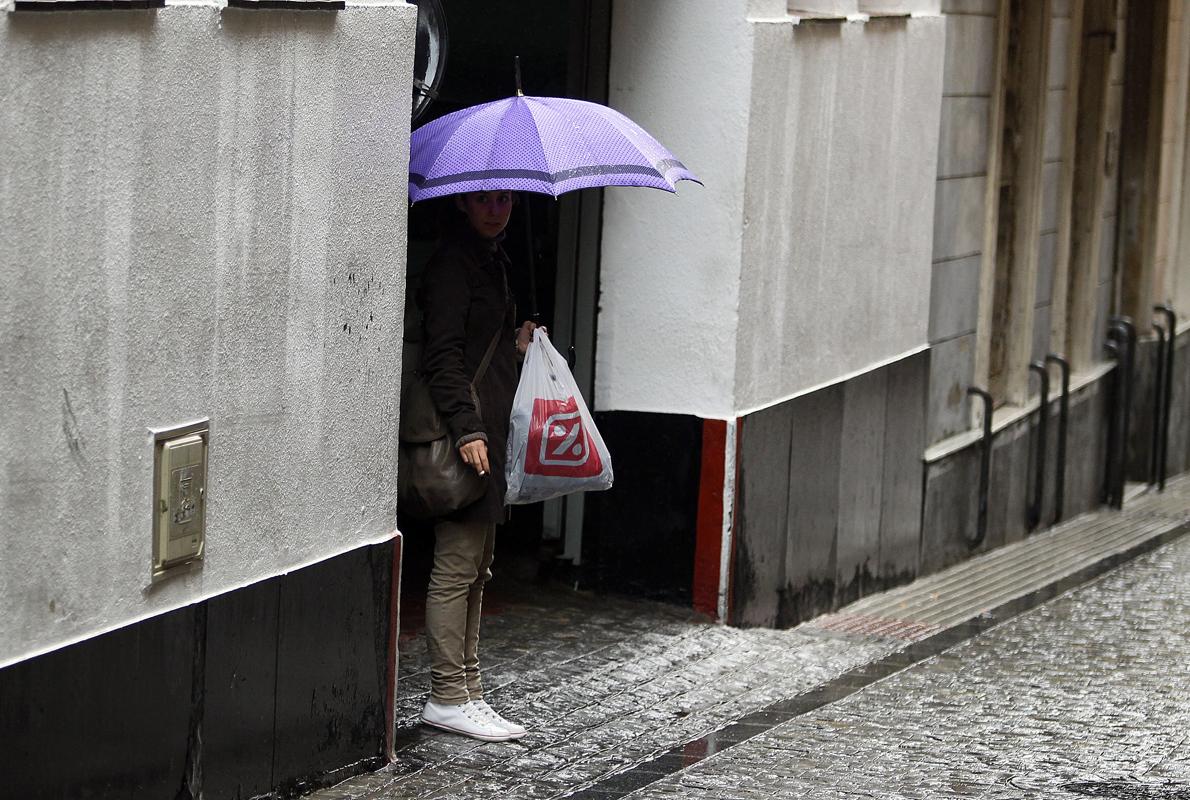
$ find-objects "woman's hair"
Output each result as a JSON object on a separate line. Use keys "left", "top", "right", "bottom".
{"left": 432, "top": 196, "right": 469, "bottom": 240}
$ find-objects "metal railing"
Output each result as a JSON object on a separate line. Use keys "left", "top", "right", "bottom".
{"left": 966, "top": 313, "right": 1173, "bottom": 537}
{"left": 1027, "top": 362, "right": 1049, "bottom": 531}
{"left": 1104, "top": 317, "right": 1137, "bottom": 509}
{"left": 1103, "top": 338, "right": 1122, "bottom": 509}
{"left": 1045, "top": 354, "right": 1071, "bottom": 525}
{"left": 1153, "top": 305, "right": 1177, "bottom": 490}
{"left": 966, "top": 386, "right": 994, "bottom": 548}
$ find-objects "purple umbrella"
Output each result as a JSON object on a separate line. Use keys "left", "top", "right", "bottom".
{"left": 408, "top": 95, "right": 701, "bottom": 202}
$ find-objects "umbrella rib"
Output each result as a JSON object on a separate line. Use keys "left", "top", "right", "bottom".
{"left": 529, "top": 97, "right": 689, "bottom": 185}
{"left": 525, "top": 97, "right": 625, "bottom": 188}
{"left": 489, "top": 97, "right": 552, "bottom": 193}
{"left": 415, "top": 100, "right": 507, "bottom": 190}
{"left": 581, "top": 100, "right": 690, "bottom": 180}
{"left": 409, "top": 95, "right": 701, "bottom": 199}
{"left": 410, "top": 104, "right": 475, "bottom": 176}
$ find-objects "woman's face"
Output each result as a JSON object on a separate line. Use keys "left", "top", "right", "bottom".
{"left": 456, "top": 191, "right": 514, "bottom": 239}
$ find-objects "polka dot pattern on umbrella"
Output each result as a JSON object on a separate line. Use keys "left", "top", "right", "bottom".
{"left": 408, "top": 96, "right": 701, "bottom": 202}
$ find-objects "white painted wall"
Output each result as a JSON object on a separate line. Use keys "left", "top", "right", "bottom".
{"left": 598, "top": 0, "right": 753, "bottom": 419}
{"left": 0, "top": 2, "right": 416, "bottom": 667}
{"left": 600, "top": 3, "right": 944, "bottom": 419}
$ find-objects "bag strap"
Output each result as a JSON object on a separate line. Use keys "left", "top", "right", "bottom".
{"left": 472, "top": 260, "right": 513, "bottom": 387}
{"left": 471, "top": 325, "right": 504, "bottom": 387}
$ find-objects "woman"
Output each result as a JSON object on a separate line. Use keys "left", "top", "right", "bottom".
{"left": 417, "top": 189, "right": 537, "bottom": 742}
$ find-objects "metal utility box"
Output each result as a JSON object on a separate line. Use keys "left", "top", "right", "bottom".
{"left": 151, "top": 420, "right": 209, "bottom": 583}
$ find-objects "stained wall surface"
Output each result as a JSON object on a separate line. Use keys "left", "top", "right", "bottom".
{"left": 0, "top": 3, "right": 417, "bottom": 666}
{"left": 735, "top": 15, "right": 945, "bottom": 414}
{"left": 927, "top": 0, "right": 1000, "bottom": 444}
{"left": 733, "top": 351, "right": 928, "bottom": 628}
{"left": 1096, "top": 0, "right": 1127, "bottom": 360}
{"left": 1031, "top": 2, "right": 1073, "bottom": 369}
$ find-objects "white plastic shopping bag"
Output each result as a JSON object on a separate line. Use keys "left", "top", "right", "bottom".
{"left": 505, "top": 330, "right": 613, "bottom": 504}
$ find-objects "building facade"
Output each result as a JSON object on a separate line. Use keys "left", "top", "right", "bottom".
{"left": 1, "top": 3, "right": 417, "bottom": 797}
{"left": 7, "top": 0, "right": 1190, "bottom": 796}
{"left": 585, "top": 0, "right": 1190, "bottom": 630}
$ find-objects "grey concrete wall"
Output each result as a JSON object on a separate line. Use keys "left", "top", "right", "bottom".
{"left": 922, "top": 368, "right": 1110, "bottom": 575}
{"left": 0, "top": 3, "right": 417, "bottom": 667}
{"left": 734, "top": 15, "right": 944, "bottom": 415}
{"left": 732, "top": 352, "right": 927, "bottom": 628}
{"left": 1094, "top": 0, "right": 1128, "bottom": 362}
{"left": 927, "top": 0, "right": 1000, "bottom": 444}
{"left": 1167, "top": 330, "right": 1190, "bottom": 476}
{"left": 1128, "top": 338, "right": 1159, "bottom": 481}
{"left": 602, "top": 2, "right": 944, "bottom": 421}
{"left": 928, "top": 0, "right": 1124, "bottom": 444}
{"left": 1124, "top": 327, "right": 1190, "bottom": 483}
{"left": 1032, "top": 1, "right": 1073, "bottom": 366}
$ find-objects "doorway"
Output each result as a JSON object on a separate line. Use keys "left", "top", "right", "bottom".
{"left": 400, "top": 0, "right": 611, "bottom": 611}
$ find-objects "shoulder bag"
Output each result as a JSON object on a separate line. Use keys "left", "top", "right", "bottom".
{"left": 397, "top": 327, "right": 504, "bottom": 520}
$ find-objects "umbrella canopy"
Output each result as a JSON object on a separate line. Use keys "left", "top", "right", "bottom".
{"left": 408, "top": 95, "right": 701, "bottom": 202}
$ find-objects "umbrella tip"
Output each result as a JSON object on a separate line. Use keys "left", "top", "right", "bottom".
{"left": 515, "top": 55, "right": 524, "bottom": 97}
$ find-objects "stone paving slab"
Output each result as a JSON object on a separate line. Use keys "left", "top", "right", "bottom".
{"left": 812, "top": 473, "right": 1190, "bottom": 636}
{"left": 625, "top": 535, "right": 1190, "bottom": 799}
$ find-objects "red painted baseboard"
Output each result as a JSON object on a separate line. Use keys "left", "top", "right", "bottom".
{"left": 693, "top": 420, "right": 726, "bottom": 619}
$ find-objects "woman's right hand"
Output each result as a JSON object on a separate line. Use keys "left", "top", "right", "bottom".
{"left": 516, "top": 321, "right": 546, "bottom": 356}
{"left": 459, "top": 439, "right": 490, "bottom": 476}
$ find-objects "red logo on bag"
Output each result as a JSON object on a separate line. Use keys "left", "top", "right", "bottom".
{"left": 525, "top": 397, "right": 603, "bottom": 478}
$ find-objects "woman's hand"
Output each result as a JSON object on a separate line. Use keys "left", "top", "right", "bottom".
{"left": 459, "top": 439, "right": 490, "bottom": 476}
{"left": 516, "top": 321, "right": 546, "bottom": 356}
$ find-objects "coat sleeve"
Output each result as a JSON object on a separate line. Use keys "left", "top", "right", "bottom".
{"left": 420, "top": 252, "right": 486, "bottom": 446}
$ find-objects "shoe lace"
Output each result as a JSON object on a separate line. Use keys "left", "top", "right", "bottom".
{"left": 470, "top": 700, "right": 502, "bottom": 724}
{"left": 464, "top": 701, "right": 500, "bottom": 727}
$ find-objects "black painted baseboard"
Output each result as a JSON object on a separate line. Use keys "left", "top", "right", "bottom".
{"left": 0, "top": 541, "right": 394, "bottom": 800}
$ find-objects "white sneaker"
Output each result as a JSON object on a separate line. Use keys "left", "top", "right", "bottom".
{"left": 471, "top": 699, "right": 527, "bottom": 739}
{"left": 420, "top": 700, "right": 513, "bottom": 742}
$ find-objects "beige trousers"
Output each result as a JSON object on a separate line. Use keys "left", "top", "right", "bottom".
{"left": 425, "top": 520, "right": 496, "bottom": 705}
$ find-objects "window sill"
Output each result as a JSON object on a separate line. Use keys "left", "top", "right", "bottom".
{"left": 924, "top": 360, "right": 1117, "bottom": 465}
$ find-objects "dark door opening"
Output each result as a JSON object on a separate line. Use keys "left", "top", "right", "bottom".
{"left": 399, "top": 0, "right": 611, "bottom": 626}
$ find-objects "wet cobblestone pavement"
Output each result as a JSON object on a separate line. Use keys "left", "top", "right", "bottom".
{"left": 307, "top": 492, "right": 1190, "bottom": 800}
{"left": 626, "top": 536, "right": 1190, "bottom": 800}
{"left": 309, "top": 589, "right": 901, "bottom": 800}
